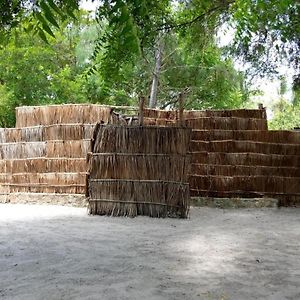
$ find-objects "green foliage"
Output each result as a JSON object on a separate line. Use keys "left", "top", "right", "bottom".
{"left": 231, "top": 0, "right": 300, "bottom": 78}
{"left": 0, "top": 0, "right": 79, "bottom": 43}
{"left": 0, "top": 84, "right": 16, "bottom": 127}
{"left": 269, "top": 100, "right": 300, "bottom": 130}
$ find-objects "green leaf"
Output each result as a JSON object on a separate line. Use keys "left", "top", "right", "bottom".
{"left": 40, "top": 2, "right": 60, "bottom": 28}
{"left": 38, "top": 28, "right": 49, "bottom": 44}
{"left": 46, "top": 0, "right": 63, "bottom": 16}
{"left": 42, "top": 22, "right": 55, "bottom": 38}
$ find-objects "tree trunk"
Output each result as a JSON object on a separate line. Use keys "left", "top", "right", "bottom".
{"left": 149, "top": 38, "right": 164, "bottom": 108}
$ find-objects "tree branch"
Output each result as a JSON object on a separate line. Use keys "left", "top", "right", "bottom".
{"left": 157, "top": 0, "right": 234, "bottom": 32}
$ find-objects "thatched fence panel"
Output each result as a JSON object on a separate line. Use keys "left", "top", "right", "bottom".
{"left": 11, "top": 172, "right": 86, "bottom": 185}
{"left": 189, "top": 140, "right": 300, "bottom": 155}
{"left": 184, "top": 117, "right": 267, "bottom": 130}
{"left": 88, "top": 125, "right": 191, "bottom": 217}
{"left": 16, "top": 104, "right": 112, "bottom": 127}
{"left": 191, "top": 130, "right": 300, "bottom": 144}
{"left": 190, "top": 164, "right": 300, "bottom": 177}
{"left": 0, "top": 142, "right": 46, "bottom": 159}
{"left": 190, "top": 175, "right": 300, "bottom": 195}
{"left": 89, "top": 153, "right": 190, "bottom": 182}
{"left": 88, "top": 180, "right": 190, "bottom": 218}
{"left": 92, "top": 125, "right": 190, "bottom": 154}
{"left": 46, "top": 140, "right": 90, "bottom": 158}
{"left": 191, "top": 152, "right": 300, "bottom": 167}
{"left": 9, "top": 184, "right": 85, "bottom": 194}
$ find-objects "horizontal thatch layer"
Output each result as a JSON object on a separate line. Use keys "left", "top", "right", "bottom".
{"left": 0, "top": 142, "right": 46, "bottom": 159}
{"left": 15, "top": 104, "right": 112, "bottom": 127}
{"left": 191, "top": 130, "right": 300, "bottom": 144}
{"left": 1, "top": 158, "right": 86, "bottom": 173}
{"left": 184, "top": 117, "right": 267, "bottom": 130}
{"left": 183, "top": 109, "right": 266, "bottom": 119}
{"left": 89, "top": 153, "right": 190, "bottom": 182}
{"left": 11, "top": 172, "right": 86, "bottom": 185}
{"left": 45, "top": 124, "right": 95, "bottom": 141}
{"left": 88, "top": 179, "right": 190, "bottom": 218}
{"left": 190, "top": 188, "right": 300, "bottom": 199}
{"left": 190, "top": 164, "right": 300, "bottom": 177}
{"left": 92, "top": 125, "right": 191, "bottom": 154}
{"left": 191, "top": 152, "right": 300, "bottom": 167}
{"left": 9, "top": 184, "right": 85, "bottom": 194}
{"left": 46, "top": 140, "right": 90, "bottom": 158}
{"left": 0, "top": 124, "right": 95, "bottom": 143}
{"left": 0, "top": 173, "right": 12, "bottom": 183}
{"left": 143, "top": 109, "right": 177, "bottom": 120}
{"left": 143, "top": 117, "right": 177, "bottom": 127}
{"left": 189, "top": 140, "right": 300, "bottom": 155}
{"left": 0, "top": 140, "right": 90, "bottom": 159}
{"left": 0, "top": 184, "right": 10, "bottom": 193}
{"left": 189, "top": 175, "right": 300, "bottom": 194}
{"left": 143, "top": 108, "right": 266, "bottom": 120}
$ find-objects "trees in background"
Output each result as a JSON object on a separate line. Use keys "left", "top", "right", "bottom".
{"left": 0, "top": 0, "right": 298, "bottom": 128}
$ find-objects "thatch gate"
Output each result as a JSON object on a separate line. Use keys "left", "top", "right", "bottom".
{"left": 87, "top": 125, "right": 191, "bottom": 217}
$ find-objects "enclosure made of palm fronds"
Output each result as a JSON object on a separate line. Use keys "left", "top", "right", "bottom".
{"left": 15, "top": 104, "right": 113, "bottom": 127}
{"left": 88, "top": 125, "right": 191, "bottom": 218}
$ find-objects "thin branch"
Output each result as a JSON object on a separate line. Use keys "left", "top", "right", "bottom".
{"left": 157, "top": 0, "right": 234, "bottom": 32}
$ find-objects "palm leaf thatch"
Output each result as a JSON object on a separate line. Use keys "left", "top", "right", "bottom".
{"left": 88, "top": 125, "right": 191, "bottom": 218}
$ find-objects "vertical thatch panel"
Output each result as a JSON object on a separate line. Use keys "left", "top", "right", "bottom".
{"left": 89, "top": 153, "right": 190, "bottom": 182}
{"left": 89, "top": 125, "right": 191, "bottom": 217}
{"left": 89, "top": 180, "right": 190, "bottom": 218}
{"left": 92, "top": 125, "right": 191, "bottom": 154}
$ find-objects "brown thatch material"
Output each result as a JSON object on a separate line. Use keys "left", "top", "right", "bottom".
{"left": 46, "top": 140, "right": 90, "bottom": 158}
{"left": 20, "top": 126, "right": 44, "bottom": 142}
{"left": 45, "top": 124, "right": 84, "bottom": 140}
{"left": 11, "top": 172, "right": 86, "bottom": 185}
{"left": 183, "top": 109, "right": 266, "bottom": 119}
{"left": 0, "top": 142, "right": 46, "bottom": 159}
{"left": 15, "top": 104, "right": 112, "bottom": 127}
{"left": 92, "top": 125, "right": 191, "bottom": 154}
{"left": 190, "top": 163, "right": 300, "bottom": 177}
{"left": 88, "top": 180, "right": 189, "bottom": 218}
{"left": 0, "top": 160, "right": 6, "bottom": 173}
{"left": 184, "top": 117, "right": 268, "bottom": 130}
{"left": 191, "top": 152, "right": 300, "bottom": 167}
{"left": 0, "top": 173, "right": 11, "bottom": 183}
{"left": 9, "top": 184, "right": 85, "bottom": 194}
{"left": 89, "top": 153, "right": 190, "bottom": 181}
{"left": 189, "top": 140, "right": 300, "bottom": 155}
{"left": 143, "top": 109, "right": 177, "bottom": 120}
{"left": 88, "top": 124, "right": 191, "bottom": 217}
{"left": 191, "top": 130, "right": 300, "bottom": 144}
{"left": 189, "top": 175, "right": 300, "bottom": 195}
{"left": 143, "top": 108, "right": 266, "bottom": 120}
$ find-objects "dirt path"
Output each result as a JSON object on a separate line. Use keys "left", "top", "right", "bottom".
{"left": 0, "top": 204, "right": 299, "bottom": 300}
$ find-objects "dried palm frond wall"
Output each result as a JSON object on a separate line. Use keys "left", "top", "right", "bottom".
{"left": 1, "top": 104, "right": 299, "bottom": 207}
{"left": 88, "top": 125, "right": 191, "bottom": 218}
{"left": 0, "top": 104, "right": 115, "bottom": 194}
{"left": 143, "top": 107, "right": 300, "bottom": 206}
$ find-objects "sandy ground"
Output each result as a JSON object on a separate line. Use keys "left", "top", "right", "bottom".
{"left": 0, "top": 204, "right": 299, "bottom": 300}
